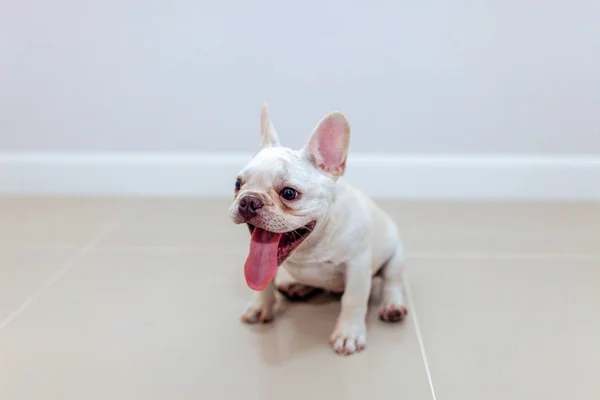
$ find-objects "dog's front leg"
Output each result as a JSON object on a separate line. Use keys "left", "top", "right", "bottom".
{"left": 330, "top": 251, "right": 372, "bottom": 355}
{"left": 240, "top": 281, "right": 277, "bottom": 324}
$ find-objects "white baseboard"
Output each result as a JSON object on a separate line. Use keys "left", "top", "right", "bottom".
{"left": 1, "top": 152, "right": 599, "bottom": 200}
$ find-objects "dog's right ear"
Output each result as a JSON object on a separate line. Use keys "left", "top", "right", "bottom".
{"left": 302, "top": 111, "right": 351, "bottom": 179}
{"left": 259, "top": 104, "right": 280, "bottom": 148}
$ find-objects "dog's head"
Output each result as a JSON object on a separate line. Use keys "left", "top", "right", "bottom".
{"left": 229, "top": 105, "right": 351, "bottom": 291}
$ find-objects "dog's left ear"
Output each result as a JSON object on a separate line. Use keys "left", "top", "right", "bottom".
{"left": 303, "top": 111, "right": 351, "bottom": 179}
{"left": 259, "top": 104, "right": 280, "bottom": 148}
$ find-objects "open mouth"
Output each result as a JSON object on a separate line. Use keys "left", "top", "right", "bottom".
{"left": 247, "top": 221, "right": 316, "bottom": 265}
{"left": 244, "top": 221, "right": 316, "bottom": 291}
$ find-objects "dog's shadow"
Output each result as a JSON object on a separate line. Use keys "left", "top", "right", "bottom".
{"left": 248, "top": 278, "right": 398, "bottom": 364}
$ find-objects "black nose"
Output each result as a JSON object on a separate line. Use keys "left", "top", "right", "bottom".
{"left": 238, "top": 195, "right": 263, "bottom": 219}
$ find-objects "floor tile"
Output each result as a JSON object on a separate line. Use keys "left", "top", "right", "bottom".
{"left": 97, "top": 198, "right": 248, "bottom": 251}
{"left": 378, "top": 201, "right": 600, "bottom": 256}
{"left": 2, "top": 197, "right": 599, "bottom": 399}
{"left": 0, "top": 249, "right": 75, "bottom": 323}
{"left": 97, "top": 199, "right": 600, "bottom": 256}
{"left": 0, "top": 197, "right": 133, "bottom": 248}
{"left": 408, "top": 257, "right": 600, "bottom": 400}
{"left": 0, "top": 249, "right": 433, "bottom": 400}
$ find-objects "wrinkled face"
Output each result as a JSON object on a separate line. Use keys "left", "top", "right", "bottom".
{"left": 228, "top": 146, "right": 334, "bottom": 233}
{"left": 230, "top": 105, "right": 350, "bottom": 291}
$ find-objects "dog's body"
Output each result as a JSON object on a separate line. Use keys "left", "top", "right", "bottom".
{"left": 281, "top": 180, "right": 401, "bottom": 292}
{"left": 229, "top": 105, "right": 407, "bottom": 355}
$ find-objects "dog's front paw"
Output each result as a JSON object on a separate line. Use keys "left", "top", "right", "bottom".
{"left": 379, "top": 303, "right": 408, "bottom": 323}
{"left": 240, "top": 299, "right": 276, "bottom": 324}
{"left": 329, "top": 320, "right": 367, "bottom": 355}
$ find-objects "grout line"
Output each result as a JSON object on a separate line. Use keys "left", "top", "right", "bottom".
{"left": 0, "top": 205, "right": 136, "bottom": 333}
{"left": 88, "top": 246, "right": 248, "bottom": 254}
{"left": 7, "top": 243, "right": 597, "bottom": 262}
{"left": 0, "top": 244, "right": 80, "bottom": 252}
{"left": 404, "top": 273, "right": 437, "bottom": 400}
{"left": 407, "top": 253, "right": 600, "bottom": 261}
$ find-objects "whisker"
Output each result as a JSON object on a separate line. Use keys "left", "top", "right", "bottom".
{"left": 286, "top": 223, "right": 315, "bottom": 242}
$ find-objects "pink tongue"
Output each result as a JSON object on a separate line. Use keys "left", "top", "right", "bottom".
{"left": 244, "top": 227, "right": 282, "bottom": 291}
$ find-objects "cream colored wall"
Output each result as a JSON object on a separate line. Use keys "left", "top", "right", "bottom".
{"left": 1, "top": 1, "right": 599, "bottom": 154}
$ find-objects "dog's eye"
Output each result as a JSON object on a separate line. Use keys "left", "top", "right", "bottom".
{"left": 235, "top": 179, "right": 242, "bottom": 191}
{"left": 280, "top": 187, "right": 298, "bottom": 201}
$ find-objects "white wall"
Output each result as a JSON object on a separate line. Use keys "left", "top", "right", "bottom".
{"left": 1, "top": 1, "right": 599, "bottom": 154}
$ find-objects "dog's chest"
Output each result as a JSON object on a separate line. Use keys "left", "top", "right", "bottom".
{"left": 282, "top": 259, "right": 347, "bottom": 292}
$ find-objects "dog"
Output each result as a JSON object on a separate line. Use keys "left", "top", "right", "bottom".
{"left": 229, "top": 105, "right": 407, "bottom": 355}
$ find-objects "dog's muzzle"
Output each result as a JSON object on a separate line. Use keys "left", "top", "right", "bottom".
{"left": 238, "top": 195, "right": 263, "bottom": 220}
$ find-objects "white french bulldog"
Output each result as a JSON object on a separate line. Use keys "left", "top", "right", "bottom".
{"left": 229, "top": 105, "right": 407, "bottom": 355}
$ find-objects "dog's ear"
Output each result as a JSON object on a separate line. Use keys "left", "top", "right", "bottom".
{"left": 303, "top": 111, "right": 351, "bottom": 179}
{"left": 259, "top": 104, "right": 280, "bottom": 148}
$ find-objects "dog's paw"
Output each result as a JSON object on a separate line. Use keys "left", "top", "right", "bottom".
{"left": 276, "top": 282, "right": 322, "bottom": 302}
{"left": 240, "top": 301, "right": 275, "bottom": 324}
{"left": 379, "top": 304, "right": 408, "bottom": 323}
{"left": 329, "top": 321, "right": 367, "bottom": 355}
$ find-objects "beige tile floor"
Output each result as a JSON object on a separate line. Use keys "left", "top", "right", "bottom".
{"left": 0, "top": 198, "right": 599, "bottom": 399}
